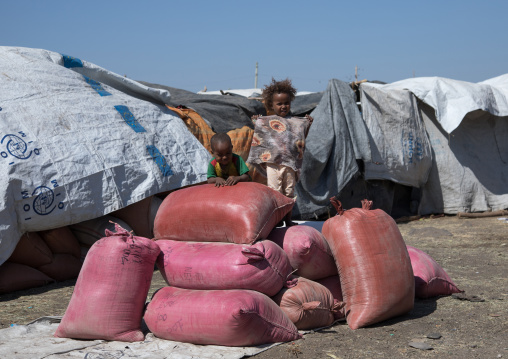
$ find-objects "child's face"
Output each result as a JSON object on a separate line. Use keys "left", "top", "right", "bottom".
{"left": 272, "top": 92, "right": 291, "bottom": 117}
{"left": 212, "top": 141, "right": 233, "bottom": 167}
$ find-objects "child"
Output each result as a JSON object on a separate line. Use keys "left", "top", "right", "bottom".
{"left": 247, "top": 78, "right": 313, "bottom": 227}
{"left": 207, "top": 132, "right": 250, "bottom": 187}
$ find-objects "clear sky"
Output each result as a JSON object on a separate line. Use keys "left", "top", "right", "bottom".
{"left": 2, "top": 1, "right": 507, "bottom": 93}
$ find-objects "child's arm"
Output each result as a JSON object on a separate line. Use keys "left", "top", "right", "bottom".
{"left": 304, "top": 114, "right": 314, "bottom": 137}
{"left": 251, "top": 114, "right": 262, "bottom": 123}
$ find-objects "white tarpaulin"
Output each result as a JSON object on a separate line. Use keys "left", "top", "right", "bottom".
{"left": 377, "top": 75, "right": 508, "bottom": 134}
{"left": 0, "top": 47, "right": 211, "bottom": 265}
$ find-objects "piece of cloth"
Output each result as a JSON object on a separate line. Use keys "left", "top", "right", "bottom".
{"left": 207, "top": 153, "right": 250, "bottom": 179}
{"left": 267, "top": 164, "right": 296, "bottom": 198}
{"left": 247, "top": 115, "right": 311, "bottom": 179}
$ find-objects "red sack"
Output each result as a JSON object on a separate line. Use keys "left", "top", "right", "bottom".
{"left": 37, "top": 253, "right": 82, "bottom": 282}
{"left": 322, "top": 199, "right": 414, "bottom": 330}
{"left": 272, "top": 276, "right": 343, "bottom": 330}
{"left": 156, "top": 239, "right": 293, "bottom": 296}
{"left": 144, "top": 286, "right": 302, "bottom": 346}
{"left": 267, "top": 225, "right": 337, "bottom": 280}
{"left": 0, "top": 262, "right": 54, "bottom": 294}
{"left": 407, "top": 245, "right": 462, "bottom": 298}
{"left": 7, "top": 232, "right": 53, "bottom": 268}
{"left": 153, "top": 182, "right": 295, "bottom": 244}
{"left": 39, "top": 226, "right": 81, "bottom": 259}
{"left": 111, "top": 196, "right": 162, "bottom": 239}
{"left": 316, "top": 275, "right": 345, "bottom": 320}
{"left": 54, "top": 224, "right": 160, "bottom": 342}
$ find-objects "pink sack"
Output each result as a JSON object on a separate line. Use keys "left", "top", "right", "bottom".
{"left": 156, "top": 239, "right": 293, "bottom": 296}
{"left": 153, "top": 182, "right": 295, "bottom": 244}
{"left": 322, "top": 199, "right": 414, "bottom": 330}
{"left": 272, "top": 276, "right": 343, "bottom": 330}
{"left": 267, "top": 225, "right": 337, "bottom": 280}
{"left": 407, "top": 245, "right": 462, "bottom": 298}
{"left": 316, "top": 275, "right": 345, "bottom": 320}
{"left": 144, "top": 286, "right": 301, "bottom": 346}
{"left": 54, "top": 224, "right": 160, "bottom": 342}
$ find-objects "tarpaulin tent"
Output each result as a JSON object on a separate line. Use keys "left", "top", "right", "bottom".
{"left": 360, "top": 75, "right": 508, "bottom": 215}
{"left": 0, "top": 47, "right": 210, "bottom": 265}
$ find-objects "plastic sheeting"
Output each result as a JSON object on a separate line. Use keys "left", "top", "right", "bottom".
{"left": 361, "top": 75, "right": 508, "bottom": 214}
{"left": 0, "top": 317, "right": 278, "bottom": 359}
{"left": 138, "top": 81, "right": 266, "bottom": 134}
{"left": 376, "top": 75, "right": 508, "bottom": 134}
{"left": 294, "top": 79, "right": 371, "bottom": 219}
{"left": 0, "top": 47, "right": 210, "bottom": 265}
{"left": 418, "top": 103, "right": 508, "bottom": 214}
{"left": 360, "top": 83, "right": 433, "bottom": 187}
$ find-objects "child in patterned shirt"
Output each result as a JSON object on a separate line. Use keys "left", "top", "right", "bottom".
{"left": 247, "top": 78, "right": 313, "bottom": 226}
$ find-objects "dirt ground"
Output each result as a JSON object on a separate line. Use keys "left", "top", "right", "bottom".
{"left": 1, "top": 215, "right": 507, "bottom": 358}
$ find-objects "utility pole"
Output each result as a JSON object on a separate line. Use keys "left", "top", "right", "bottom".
{"left": 355, "top": 65, "right": 358, "bottom": 83}
{"left": 255, "top": 62, "right": 258, "bottom": 89}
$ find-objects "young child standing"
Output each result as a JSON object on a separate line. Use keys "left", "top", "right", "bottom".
{"left": 207, "top": 133, "right": 250, "bottom": 187}
{"left": 247, "top": 78, "right": 313, "bottom": 226}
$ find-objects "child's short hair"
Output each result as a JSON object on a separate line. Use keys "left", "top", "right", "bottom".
{"left": 210, "top": 132, "right": 232, "bottom": 151}
{"left": 262, "top": 78, "right": 297, "bottom": 111}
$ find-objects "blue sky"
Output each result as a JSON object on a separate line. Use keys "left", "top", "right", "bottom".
{"left": 2, "top": 1, "right": 507, "bottom": 93}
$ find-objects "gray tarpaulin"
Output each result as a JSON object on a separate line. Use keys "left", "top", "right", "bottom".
{"left": 360, "top": 83, "right": 433, "bottom": 188}
{"left": 138, "top": 81, "right": 266, "bottom": 133}
{"left": 294, "top": 79, "right": 371, "bottom": 219}
{"left": 0, "top": 47, "right": 210, "bottom": 265}
{"left": 418, "top": 103, "right": 508, "bottom": 214}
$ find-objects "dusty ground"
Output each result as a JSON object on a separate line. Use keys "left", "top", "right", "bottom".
{"left": 1, "top": 215, "right": 507, "bottom": 358}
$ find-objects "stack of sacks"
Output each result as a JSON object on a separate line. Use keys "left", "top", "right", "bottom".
{"left": 322, "top": 199, "right": 415, "bottom": 330}
{"left": 0, "top": 233, "right": 55, "bottom": 293}
{"left": 148, "top": 182, "right": 302, "bottom": 346}
{"left": 55, "top": 224, "right": 160, "bottom": 341}
{"left": 267, "top": 225, "right": 346, "bottom": 324}
{"left": 0, "top": 228, "right": 83, "bottom": 294}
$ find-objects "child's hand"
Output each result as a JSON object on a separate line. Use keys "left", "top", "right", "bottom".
{"left": 305, "top": 114, "right": 314, "bottom": 124}
{"left": 224, "top": 176, "right": 239, "bottom": 186}
{"left": 214, "top": 177, "right": 227, "bottom": 187}
{"left": 251, "top": 115, "right": 261, "bottom": 123}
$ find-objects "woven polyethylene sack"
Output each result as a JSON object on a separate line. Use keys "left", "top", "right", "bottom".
{"left": 322, "top": 199, "right": 414, "bottom": 330}
{"left": 156, "top": 239, "right": 292, "bottom": 296}
{"left": 272, "top": 276, "right": 342, "bottom": 330}
{"left": 153, "top": 182, "right": 295, "bottom": 244}
{"left": 144, "top": 286, "right": 301, "bottom": 346}
{"left": 316, "top": 275, "right": 345, "bottom": 320}
{"left": 54, "top": 224, "right": 160, "bottom": 341}
{"left": 267, "top": 225, "right": 337, "bottom": 280}
{"left": 407, "top": 245, "right": 462, "bottom": 298}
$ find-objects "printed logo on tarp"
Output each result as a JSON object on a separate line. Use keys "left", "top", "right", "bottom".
{"left": 1, "top": 132, "right": 40, "bottom": 164}
{"left": 402, "top": 131, "right": 424, "bottom": 164}
{"left": 21, "top": 181, "right": 64, "bottom": 220}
